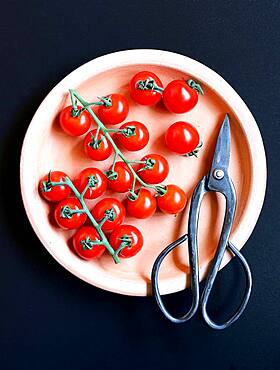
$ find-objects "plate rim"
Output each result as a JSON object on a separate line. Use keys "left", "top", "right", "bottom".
{"left": 20, "top": 49, "right": 267, "bottom": 296}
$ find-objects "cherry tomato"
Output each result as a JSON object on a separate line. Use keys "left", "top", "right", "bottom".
{"left": 106, "top": 162, "right": 133, "bottom": 193}
{"left": 109, "top": 224, "right": 143, "bottom": 258}
{"left": 73, "top": 226, "right": 105, "bottom": 260}
{"left": 157, "top": 184, "right": 187, "bottom": 214}
{"left": 165, "top": 121, "right": 200, "bottom": 155}
{"left": 39, "top": 171, "right": 71, "bottom": 202}
{"left": 91, "top": 197, "right": 126, "bottom": 231}
{"left": 84, "top": 129, "right": 113, "bottom": 161}
{"left": 54, "top": 198, "right": 87, "bottom": 229}
{"left": 97, "top": 94, "right": 129, "bottom": 125}
{"left": 129, "top": 71, "right": 163, "bottom": 105}
{"left": 163, "top": 80, "right": 198, "bottom": 113}
{"left": 59, "top": 105, "right": 91, "bottom": 136}
{"left": 126, "top": 188, "right": 156, "bottom": 219}
{"left": 115, "top": 121, "right": 149, "bottom": 151}
{"left": 137, "top": 154, "right": 169, "bottom": 184}
{"left": 74, "top": 167, "right": 107, "bottom": 199}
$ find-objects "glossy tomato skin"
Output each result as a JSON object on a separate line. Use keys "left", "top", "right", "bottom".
{"left": 129, "top": 71, "right": 163, "bottom": 105}
{"left": 163, "top": 80, "right": 198, "bottom": 113}
{"left": 107, "top": 162, "right": 133, "bottom": 193}
{"left": 126, "top": 188, "right": 156, "bottom": 219}
{"left": 165, "top": 121, "right": 200, "bottom": 154}
{"left": 39, "top": 171, "right": 71, "bottom": 202}
{"left": 73, "top": 226, "right": 105, "bottom": 260}
{"left": 59, "top": 105, "right": 91, "bottom": 136}
{"left": 97, "top": 94, "right": 129, "bottom": 125}
{"left": 54, "top": 198, "right": 87, "bottom": 229}
{"left": 157, "top": 184, "right": 187, "bottom": 214}
{"left": 137, "top": 154, "right": 169, "bottom": 184}
{"left": 115, "top": 121, "right": 149, "bottom": 151}
{"left": 84, "top": 129, "right": 113, "bottom": 161}
{"left": 74, "top": 167, "right": 107, "bottom": 199}
{"left": 91, "top": 197, "right": 126, "bottom": 231}
{"left": 109, "top": 224, "right": 143, "bottom": 258}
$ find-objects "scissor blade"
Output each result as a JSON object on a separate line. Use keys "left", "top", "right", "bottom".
{"left": 210, "top": 114, "right": 231, "bottom": 173}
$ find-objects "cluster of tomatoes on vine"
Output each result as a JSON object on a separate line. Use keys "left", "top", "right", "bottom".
{"left": 39, "top": 71, "right": 203, "bottom": 262}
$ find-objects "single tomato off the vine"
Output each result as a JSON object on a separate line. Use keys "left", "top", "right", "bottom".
{"left": 137, "top": 154, "right": 169, "bottom": 184}
{"left": 157, "top": 184, "right": 187, "bottom": 214}
{"left": 163, "top": 80, "right": 199, "bottom": 114}
{"left": 126, "top": 188, "right": 156, "bottom": 219}
{"left": 73, "top": 226, "right": 105, "bottom": 260}
{"left": 129, "top": 71, "right": 163, "bottom": 105}
{"left": 74, "top": 167, "right": 107, "bottom": 199}
{"left": 91, "top": 197, "right": 126, "bottom": 231}
{"left": 59, "top": 105, "right": 91, "bottom": 136}
{"left": 109, "top": 224, "right": 143, "bottom": 258}
{"left": 84, "top": 129, "right": 113, "bottom": 161}
{"left": 54, "top": 198, "right": 87, "bottom": 229}
{"left": 165, "top": 121, "right": 200, "bottom": 155}
{"left": 106, "top": 162, "right": 133, "bottom": 193}
{"left": 115, "top": 121, "right": 149, "bottom": 151}
{"left": 39, "top": 171, "right": 71, "bottom": 202}
{"left": 97, "top": 94, "right": 129, "bottom": 125}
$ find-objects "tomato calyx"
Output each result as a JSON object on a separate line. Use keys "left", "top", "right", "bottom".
{"left": 127, "top": 190, "right": 139, "bottom": 201}
{"left": 155, "top": 185, "right": 167, "bottom": 196}
{"left": 136, "top": 78, "right": 164, "bottom": 94}
{"left": 137, "top": 158, "right": 156, "bottom": 172}
{"left": 60, "top": 205, "right": 84, "bottom": 219}
{"left": 114, "top": 235, "right": 132, "bottom": 256}
{"left": 87, "top": 175, "right": 98, "bottom": 188}
{"left": 88, "top": 130, "right": 105, "bottom": 149}
{"left": 41, "top": 170, "right": 67, "bottom": 193}
{"left": 80, "top": 236, "right": 103, "bottom": 250}
{"left": 183, "top": 141, "right": 203, "bottom": 158}
{"left": 121, "top": 126, "right": 136, "bottom": 138}
{"left": 70, "top": 106, "right": 84, "bottom": 118}
{"left": 104, "top": 169, "right": 118, "bottom": 180}
{"left": 97, "top": 95, "right": 112, "bottom": 108}
{"left": 98, "top": 207, "right": 117, "bottom": 228}
{"left": 186, "top": 79, "right": 204, "bottom": 95}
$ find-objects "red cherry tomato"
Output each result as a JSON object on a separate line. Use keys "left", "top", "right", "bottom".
{"left": 84, "top": 129, "right": 113, "bottom": 161}
{"left": 109, "top": 224, "right": 143, "bottom": 258}
{"left": 106, "top": 162, "right": 133, "bottom": 193}
{"left": 97, "top": 94, "right": 129, "bottom": 125}
{"left": 129, "top": 71, "right": 163, "bottom": 105}
{"left": 91, "top": 197, "right": 126, "bottom": 231}
{"left": 157, "top": 185, "right": 187, "bottom": 214}
{"left": 73, "top": 226, "right": 105, "bottom": 260}
{"left": 59, "top": 105, "right": 91, "bottom": 136}
{"left": 39, "top": 171, "right": 71, "bottom": 202}
{"left": 74, "top": 167, "right": 107, "bottom": 199}
{"left": 54, "top": 198, "right": 87, "bottom": 229}
{"left": 163, "top": 80, "right": 198, "bottom": 113}
{"left": 165, "top": 121, "right": 200, "bottom": 155}
{"left": 137, "top": 154, "right": 169, "bottom": 184}
{"left": 115, "top": 121, "right": 149, "bottom": 151}
{"left": 126, "top": 188, "right": 156, "bottom": 219}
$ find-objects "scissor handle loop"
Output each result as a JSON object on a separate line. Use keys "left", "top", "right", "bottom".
{"left": 200, "top": 241, "right": 252, "bottom": 330}
{"left": 151, "top": 237, "right": 252, "bottom": 329}
{"left": 151, "top": 233, "right": 199, "bottom": 324}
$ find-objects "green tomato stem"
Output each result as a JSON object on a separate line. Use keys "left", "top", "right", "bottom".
{"left": 69, "top": 89, "right": 161, "bottom": 193}
{"left": 47, "top": 175, "right": 119, "bottom": 264}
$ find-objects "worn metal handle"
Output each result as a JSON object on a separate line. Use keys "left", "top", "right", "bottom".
{"left": 201, "top": 241, "right": 252, "bottom": 330}
{"left": 151, "top": 237, "right": 252, "bottom": 329}
{"left": 151, "top": 234, "right": 198, "bottom": 323}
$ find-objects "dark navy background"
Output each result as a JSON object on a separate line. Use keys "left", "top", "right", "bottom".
{"left": 1, "top": 1, "right": 279, "bottom": 369}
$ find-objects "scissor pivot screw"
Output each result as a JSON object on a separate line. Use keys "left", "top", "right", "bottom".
{"left": 213, "top": 169, "right": 224, "bottom": 180}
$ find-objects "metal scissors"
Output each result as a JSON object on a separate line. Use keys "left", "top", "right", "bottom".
{"left": 151, "top": 115, "right": 252, "bottom": 330}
